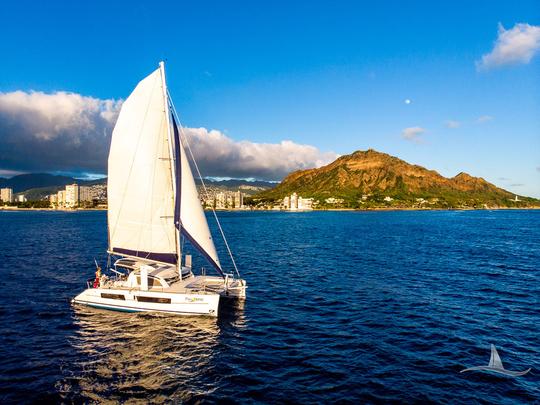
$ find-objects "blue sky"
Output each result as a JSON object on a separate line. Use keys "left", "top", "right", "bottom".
{"left": 0, "top": 1, "right": 539, "bottom": 196}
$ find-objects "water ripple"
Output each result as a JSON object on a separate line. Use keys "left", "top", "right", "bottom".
{"left": 0, "top": 210, "right": 539, "bottom": 403}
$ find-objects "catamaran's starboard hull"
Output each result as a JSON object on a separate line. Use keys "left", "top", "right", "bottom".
{"left": 72, "top": 288, "right": 220, "bottom": 317}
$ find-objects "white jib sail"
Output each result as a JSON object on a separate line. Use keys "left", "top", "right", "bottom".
{"left": 108, "top": 68, "right": 177, "bottom": 264}
{"left": 173, "top": 118, "right": 223, "bottom": 274}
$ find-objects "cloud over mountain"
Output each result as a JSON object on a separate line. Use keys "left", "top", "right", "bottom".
{"left": 477, "top": 23, "right": 540, "bottom": 70}
{"left": 181, "top": 127, "right": 338, "bottom": 180}
{"left": 0, "top": 90, "right": 337, "bottom": 180}
{"left": 0, "top": 90, "right": 121, "bottom": 173}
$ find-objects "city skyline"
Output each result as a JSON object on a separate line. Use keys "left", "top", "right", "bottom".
{"left": 0, "top": 1, "right": 538, "bottom": 197}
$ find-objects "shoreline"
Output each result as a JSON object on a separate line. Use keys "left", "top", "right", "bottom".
{"left": 1, "top": 206, "right": 539, "bottom": 213}
{"left": 0, "top": 207, "right": 107, "bottom": 212}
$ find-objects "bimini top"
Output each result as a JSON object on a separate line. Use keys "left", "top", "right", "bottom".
{"left": 114, "top": 257, "right": 180, "bottom": 282}
{"left": 114, "top": 257, "right": 174, "bottom": 272}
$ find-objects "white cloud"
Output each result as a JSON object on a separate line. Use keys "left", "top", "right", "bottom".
{"left": 476, "top": 115, "right": 494, "bottom": 123}
{"left": 0, "top": 90, "right": 121, "bottom": 172}
{"left": 404, "top": 99, "right": 411, "bottom": 105}
{"left": 181, "top": 127, "right": 338, "bottom": 180}
{"left": 401, "top": 126, "right": 426, "bottom": 142}
{"left": 445, "top": 120, "right": 461, "bottom": 129}
{"left": 477, "top": 23, "right": 540, "bottom": 70}
{"left": 0, "top": 169, "right": 25, "bottom": 178}
{"left": 0, "top": 90, "right": 337, "bottom": 180}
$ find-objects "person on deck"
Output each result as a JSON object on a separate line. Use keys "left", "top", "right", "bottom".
{"left": 93, "top": 266, "right": 102, "bottom": 288}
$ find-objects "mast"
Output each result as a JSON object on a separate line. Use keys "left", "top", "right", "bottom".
{"left": 159, "top": 61, "right": 181, "bottom": 272}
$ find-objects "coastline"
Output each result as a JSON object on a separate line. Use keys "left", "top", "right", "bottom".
{"left": 0, "top": 207, "right": 107, "bottom": 212}
{"left": 1, "top": 206, "right": 539, "bottom": 213}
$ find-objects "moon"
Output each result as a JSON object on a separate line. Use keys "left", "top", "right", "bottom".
{"left": 404, "top": 99, "right": 411, "bottom": 104}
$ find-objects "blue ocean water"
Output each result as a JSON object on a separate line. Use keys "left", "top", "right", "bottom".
{"left": 0, "top": 210, "right": 538, "bottom": 403}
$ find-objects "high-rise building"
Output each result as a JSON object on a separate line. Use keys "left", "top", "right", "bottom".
{"left": 215, "top": 192, "right": 226, "bottom": 209}
{"left": 17, "top": 194, "right": 27, "bottom": 203}
{"left": 0, "top": 188, "right": 13, "bottom": 203}
{"left": 79, "top": 186, "right": 93, "bottom": 202}
{"left": 281, "top": 193, "right": 313, "bottom": 211}
{"left": 226, "top": 194, "right": 234, "bottom": 208}
{"left": 290, "top": 192, "right": 298, "bottom": 210}
{"left": 50, "top": 194, "right": 58, "bottom": 207}
{"left": 234, "top": 191, "right": 243, "bottom": 208}
{"left": 65, "top": 184, "right": 79, "bottom": 207}
{"left": 283, "top": 196, "right": 290, "bottom": 209}
{"left": 57, "top": 190, "right": 66, "bottom": 208}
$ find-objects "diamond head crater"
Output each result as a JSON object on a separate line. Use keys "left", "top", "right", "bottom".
{"left": 251, "top": 149, "right": 539, "bottom": 210}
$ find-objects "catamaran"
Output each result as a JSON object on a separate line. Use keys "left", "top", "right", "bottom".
{"left": 72, "top": 62, "right": 247, "bottom": 317}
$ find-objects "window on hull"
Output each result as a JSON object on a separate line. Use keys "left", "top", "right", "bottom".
{"left": 136, "top": 296, "right": 171, "bottom": 304}
{"left": 101, "top": 293, "right": 126, "bottom": 300}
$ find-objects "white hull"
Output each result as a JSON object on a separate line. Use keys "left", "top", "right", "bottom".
{"left": 72, "top": 287, "right": 221, "bottom": 317}
{"left": 72, "top": 264, "right": 247, "bottom": 317}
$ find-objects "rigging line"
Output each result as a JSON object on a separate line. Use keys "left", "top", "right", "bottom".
{"left": 167, "top": 90, "right": 241, "bottom": 279}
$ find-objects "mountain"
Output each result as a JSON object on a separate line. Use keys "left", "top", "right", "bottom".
{"left": 195, "top": 178, "right": 275, "bottom": 190}
{"left": 0, "top": 173, "right": 107, "bottom": 200}
{"left": 255, "top": 149, "right": 537, "bottom": 208}
{"left": 0, "top": 173, "right": 77, "bottom": 193}
{"left": 1, "top": 172, "right": 272, "bottom": 200}
{"left": 194, "top": 178, "right": 274, "bottom": 197}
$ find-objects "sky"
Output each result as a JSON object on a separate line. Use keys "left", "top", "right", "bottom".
{"left": 0, "top": 1, "right": 539, "bottom": 196}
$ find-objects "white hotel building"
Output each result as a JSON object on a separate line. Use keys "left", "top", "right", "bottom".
{"left": 282, "top": 192, "right": 313, "bottom": 211}
{"left": 1, "top": 188, "right": 13, "bottom": 203}
{"left": 52, "top": 184, "right": 94, "bottom": 208}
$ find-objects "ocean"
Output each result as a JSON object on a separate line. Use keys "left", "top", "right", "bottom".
{"left": 0, "top": 210, "right": 538, "bottom": 403}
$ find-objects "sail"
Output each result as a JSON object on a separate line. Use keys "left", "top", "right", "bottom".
{"left": 108, "top": 68, "right": 177, "bottom": 264}
{"left": 489, "top": 344, "right": 504, "bottom": 369}
{"left": 171, "top": 117, "right": 223, "bottom": 275}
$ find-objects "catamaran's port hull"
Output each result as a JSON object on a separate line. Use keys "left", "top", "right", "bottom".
{"left": 72, "top": 288, "right": 220, "bottom": 317}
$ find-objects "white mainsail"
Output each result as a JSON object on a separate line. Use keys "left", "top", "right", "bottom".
{"left": 108, "top": 63, "right": 223, "bottom": 274}
{"left": 108, "top": 67, "right": 177, "bottom": 263}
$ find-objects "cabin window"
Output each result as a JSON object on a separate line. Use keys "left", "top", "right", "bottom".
{"left": 135, "top": 276, "right": 162, "bottom": 288}
{"left": 101, "top": 293, "right": 126, "bottom": 300}
{"left": 136, "top": 296, "right": 171, "bottom": 304}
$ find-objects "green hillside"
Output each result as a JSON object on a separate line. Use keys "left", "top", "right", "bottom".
{"left": 255, "top": 149, "right": 539, "bottom": 209}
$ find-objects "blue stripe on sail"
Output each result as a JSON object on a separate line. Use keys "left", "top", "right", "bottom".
{"left": 112, "top": 247, "right": 177, "bottom": 264}
{"left": 181, "top": 228, "right": 224, "bottom": 277}
{"left": 172, "top": 114, "right": 182, "bottom": 230}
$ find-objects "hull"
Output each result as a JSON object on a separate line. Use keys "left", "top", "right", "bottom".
{"left": 72, "top": 287, "right": 220, "bottom": 317}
